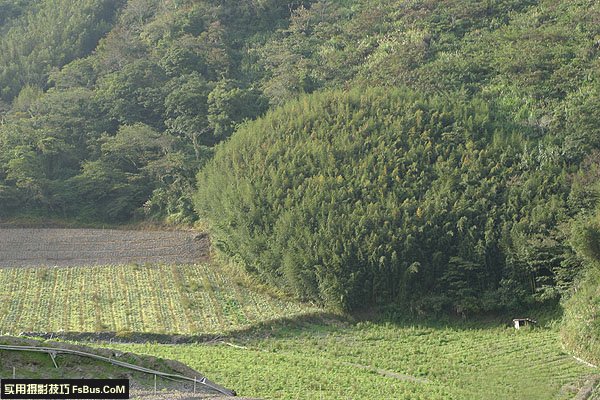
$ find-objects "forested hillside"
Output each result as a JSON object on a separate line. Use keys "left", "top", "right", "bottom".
{"left": 1, "top": 0, "right": 600, "bottom": 324}
{"left": 0, "top": 0, "right": 291, "bottom": 222}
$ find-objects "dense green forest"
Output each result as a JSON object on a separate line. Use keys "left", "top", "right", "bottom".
{"left": 196, "top": 87, "right": 578, "bottom": 313}
{"left": 0, "top": 0, "right": 286, "bottom": 222}
{"left": 0, "top": 0, "right": 599, "bottom": 348}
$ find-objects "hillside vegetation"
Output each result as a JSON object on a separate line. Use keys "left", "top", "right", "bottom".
{"left": 561, "top": 267, "right": 600, "bottom": 366}
{"left": 195, "top": 87, "right": 583, "bottom": 312}
{"left": 1, "top": 0, "right": 599, "bottom": 224}
{"left": 0, "top": 0, "right": 599, "bottom": 359}
{"left": 561, "top": 210, "right": 600, "bottom": 366}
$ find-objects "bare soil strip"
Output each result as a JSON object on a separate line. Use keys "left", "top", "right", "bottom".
{"left": 0, "top": 229, "right": 209, "bottom": 268}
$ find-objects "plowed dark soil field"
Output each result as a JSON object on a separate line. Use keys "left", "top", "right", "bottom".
{"left": 0, "top": 229, "right": 209, "bottom": 267}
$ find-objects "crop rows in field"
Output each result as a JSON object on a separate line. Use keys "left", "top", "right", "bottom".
{"left": 0, "top": 263, "right": 319, "bottom": 334}
{"left": 112, "top": 323, "right": 596, "bottom": 400}
{"left": 0, "top": 229, "right": 209, "bottom": 267}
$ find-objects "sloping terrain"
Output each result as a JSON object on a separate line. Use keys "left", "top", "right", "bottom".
{"left": 111, "top": 320, "right": 598, "bottom": 400}
{"left": 0, "top": 336, "right": 246, "bottom": 400}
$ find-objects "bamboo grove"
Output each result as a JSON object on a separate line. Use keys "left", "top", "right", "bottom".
{"left": 196, "top": 88, "right": 586, "bottom": 313}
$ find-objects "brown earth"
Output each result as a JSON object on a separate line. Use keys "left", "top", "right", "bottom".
{"left": 0, "top": 228, "right": 209, "bottom": 268}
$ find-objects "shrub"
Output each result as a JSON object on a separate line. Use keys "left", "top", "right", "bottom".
{"left": 195, "top": 87, "right": 574, "bottom": 311}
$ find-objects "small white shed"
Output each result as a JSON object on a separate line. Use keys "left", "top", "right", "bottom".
{"left": 513, "top": 318, "right": 537, "bottom": 329}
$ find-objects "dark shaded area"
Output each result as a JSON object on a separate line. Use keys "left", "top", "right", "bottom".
{"left": 19, "top": 312, "right": 347, "bottom": 344}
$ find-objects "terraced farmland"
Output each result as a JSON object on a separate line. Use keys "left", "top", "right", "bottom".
{"left": 1, "top": 227, "right": 596, "bottom": 399}
{"left": 0, "top": 229, "right": 209, "bottom": 267}
{"left": 113, "top": 322, "right": 598, "bottom": 400}
{"left": 0, "top": 263, "right": 320, "bottom": 335}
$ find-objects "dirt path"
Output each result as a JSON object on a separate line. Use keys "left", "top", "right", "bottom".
{"left": 0, "top": 228, "right": 209, "bottom": 268}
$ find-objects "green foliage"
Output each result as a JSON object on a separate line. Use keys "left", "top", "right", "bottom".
{"left": 195, "top": 88, "right": 578, "bottom": 311}
{"left": 562, "top": 204, "right": 600, "bottom": 365}
{"left": 0, "top": 0, "right": 288, "bottom": 223}
{"left": 0, "top": 0, "right": 121, "bottom": 102}
{"left": 257, "top": 0, "right": 600, "bottom": 142}
{"left": 207, "top": 79, "right": 269, "bottom": 140}
{"left": 0, "top": 86, "right": 113, "bottom": 214}
{"left": 1, "top": 0, "right": 599, "bottom": 314}
{"left": 96, "top": 59, "right": 168, "bottom": 129}
{"left": 163, "top": 73, "right": 213, "bottom": 154}
{"left": 0, "top": 0, "right": 29, "bottom": 27}
{"left": 571, "top": 215, "right": 600, "bottom": 265}
{"left": 563, "top": 81, "right": 600, "bottom": 162}
{"left": 561, "top": 267, "right": 600, "bottom": 365}
{"left": 73, "top": 123, "right": 175, "bottom": 221}
{"left": 49, "top": 57, "right": 98, "bottom": 90}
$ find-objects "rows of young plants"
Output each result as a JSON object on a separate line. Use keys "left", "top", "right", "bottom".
{"left": 0, "top": 229, "right": 209, "bottom": 267}
{"left": 111, "top": 321, "right": 595, "bottom": 400}
{"left": 0, "top": 263, "right": 320, "bottom": 334}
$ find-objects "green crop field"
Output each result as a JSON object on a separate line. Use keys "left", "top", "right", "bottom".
{"left": 0, "top": 243, "right": 597, "bottom": 399}
{"left": 0, "top": 263, "right": 320, "bottom": 334}
{"left": 109, "top": 321, "right": 596, "bottom": 400}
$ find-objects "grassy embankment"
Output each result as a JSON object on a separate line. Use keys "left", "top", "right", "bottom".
{"left": 0, "top": 336, "right": 231, "bottom": 399}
